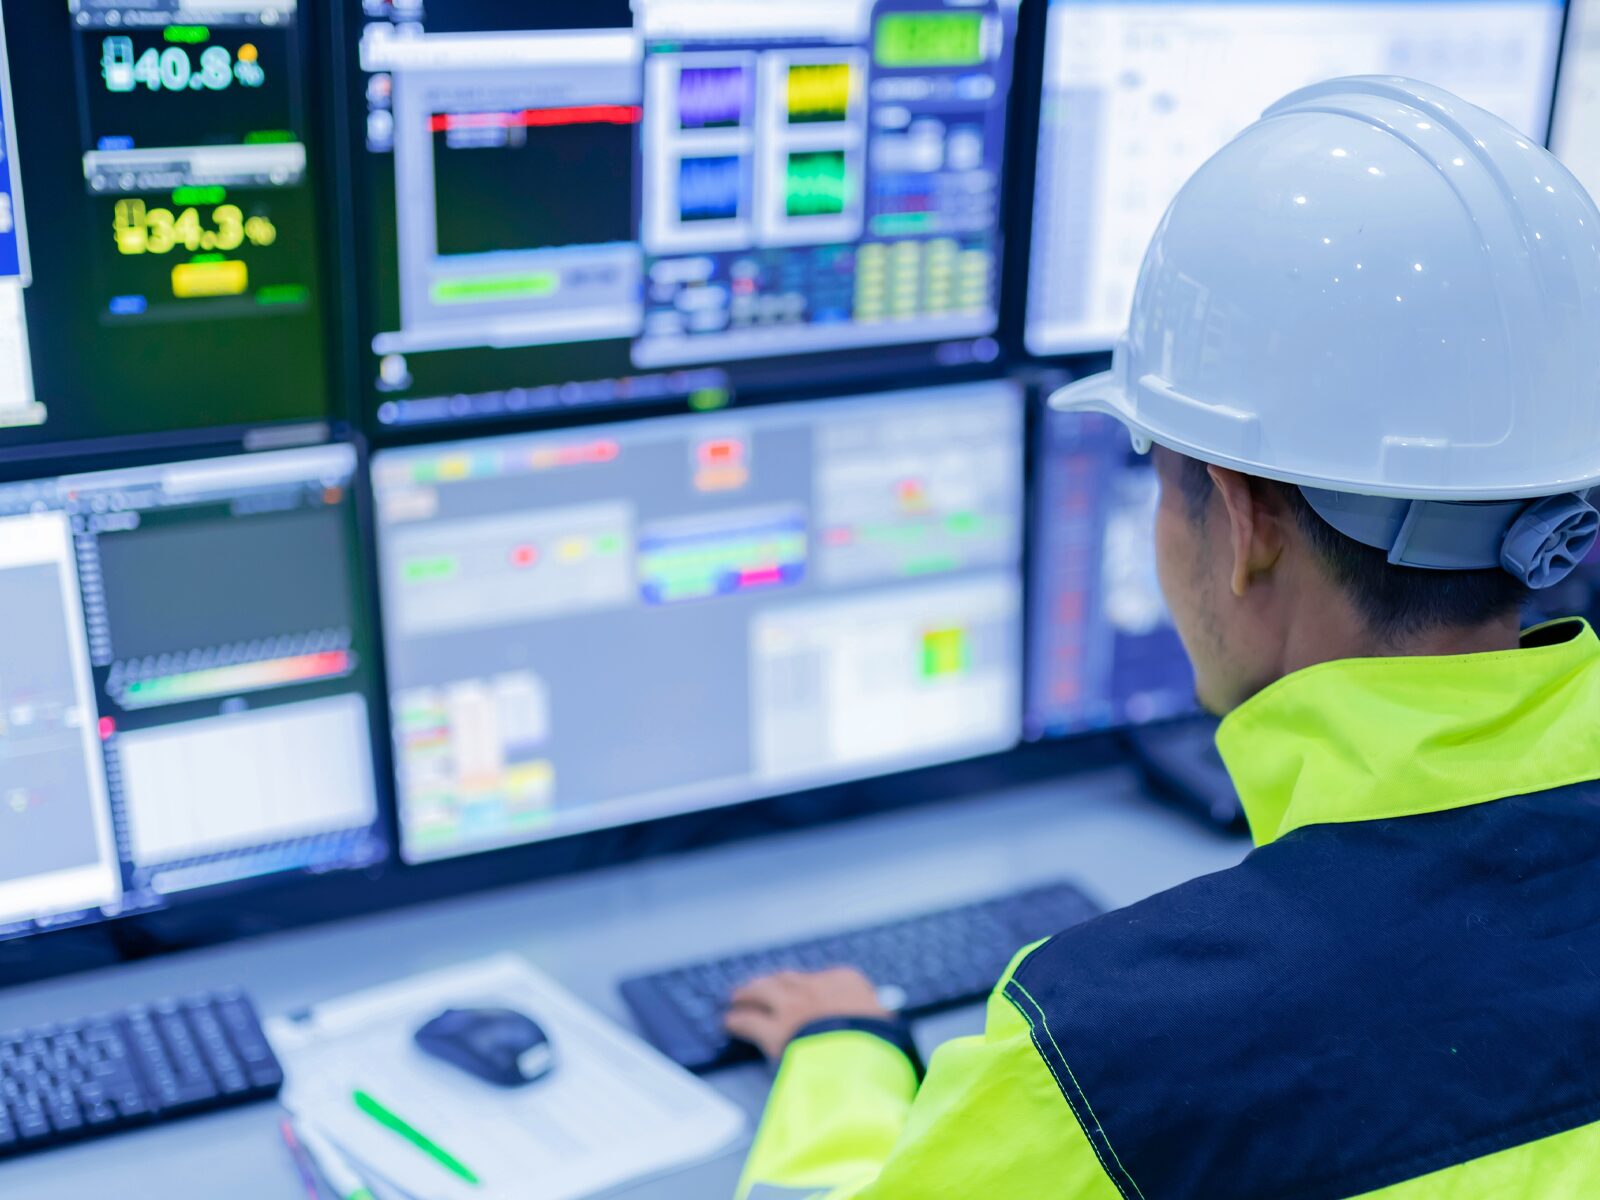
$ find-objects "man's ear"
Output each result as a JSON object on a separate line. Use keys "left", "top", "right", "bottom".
{"left": 1208, "top": 466, "right": 1285, "bottom": 597}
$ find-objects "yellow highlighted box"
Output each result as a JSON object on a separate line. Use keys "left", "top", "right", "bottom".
{"left": 171, "top": 259, "right": 248, "bottom": 298}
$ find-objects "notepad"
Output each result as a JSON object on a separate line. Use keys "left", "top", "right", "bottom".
{"left": 266, "top": 955, "right": 747, "bottom": 1200}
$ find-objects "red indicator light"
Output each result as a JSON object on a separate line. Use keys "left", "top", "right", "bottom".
{"left": 510, "top": 544, "right": 539, "bottom": 568}
{"left": 98, "top": 717, "right": 116, "bottom": 740}
{"left": 700, "top": 439, "right": 742, "bottom": 464}
{"left": 739, "top": 566, "right": 785, "bottom": 588}
{"left": 1057, "top": 592, "right": 1086, "bottom": 621}
{"left": 429, "top": 105, "right": 643, "bottom": 133}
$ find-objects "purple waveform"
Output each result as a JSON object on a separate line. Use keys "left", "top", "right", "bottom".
{"left": 678, "top": 66, "right": 749, "bottom": 130}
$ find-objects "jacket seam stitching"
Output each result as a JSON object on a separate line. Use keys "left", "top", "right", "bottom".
{"left": 1011, "top": 978, "right": 1149, "bottom": 1200}
{"left": 1004, "top": 979, "right": 1146, "bottom": 1200}
{"left": 1002, "top": 982, "right": 1127, "bottom": 1200}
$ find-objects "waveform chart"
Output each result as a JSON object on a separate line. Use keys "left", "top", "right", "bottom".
{"left": 678, "top": 65, "right": 751, "bottom": 130}
{"left": 678, "top": 155, "right": 745, "bottom": 223}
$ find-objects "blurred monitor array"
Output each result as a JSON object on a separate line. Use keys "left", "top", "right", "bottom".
{"left": 0, "top": 0, "right": 1588, "bottom": 955}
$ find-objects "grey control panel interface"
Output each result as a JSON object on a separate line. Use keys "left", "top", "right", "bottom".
{"left": 373, "top": 381, "right": 1024, "bottom": 862}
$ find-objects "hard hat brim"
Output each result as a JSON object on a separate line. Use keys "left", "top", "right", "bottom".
{"left": 1048, "top": 368, "right": 1127, "bottom": 421}
{"left": 1050, "top": 371, "right": 1600, "bottom": 502}
{"left": 1048, "top": 369, "right": 1157, "bottom": 457}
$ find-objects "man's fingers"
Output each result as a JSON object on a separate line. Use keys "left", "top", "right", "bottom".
{"left": 731, "top": 970, "right": 806, "bottom": 1007}
{"left": 730, "top": 979, "right": 782, "bottom": 1010}
{"left": 723, "top": 1004, "right": 768, "bottom": 1034}
{"left": 815, "top": 966, "right": 874, "bottom": 989}
{"left": 724, "top": 1005, "right": 780, "bottom": 1050}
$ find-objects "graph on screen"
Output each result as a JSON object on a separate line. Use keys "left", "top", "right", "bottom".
{"left": 785, "top": 150, "right": 850, "bottom": 217}
{"left": 679, "top": 155, "right": 745, "bottom": 222}
{"left": 787, "top": 62, "right": 853, "bottom": 124}
{"left": 678, "top": 65, "right": 750, "bottom": 129}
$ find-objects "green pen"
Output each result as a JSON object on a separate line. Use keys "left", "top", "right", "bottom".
{"left": 352, "top": 1089, "right": 481, "bottom": 1187}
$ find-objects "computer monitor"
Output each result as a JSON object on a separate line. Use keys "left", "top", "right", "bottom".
{"left": 0, "top": 0, "right": 332, "bottom": 450}
{"left": 371, "top": 380, "right": 1025, "bottom": 863}
{"left": 1553, "top": 0, "right": 1600, "bottom": 198}
{"left": 0, "top": 444, "right": 386, "bottom": 943}
{"left": 1024, "top": 0, "right": 1570, "bottom": 357}
{"left": 349, "top": 0, "right": 1020, "bottom": 433}
{"left": 1026, "top": 410, "right": 1196, "bottom": 740}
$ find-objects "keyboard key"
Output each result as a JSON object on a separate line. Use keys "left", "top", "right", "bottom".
{"left": 245, "top": 1060, "right": 284, "bottom": 1091}
{"left": 161, "top": 1080, "right": 222, "bottom": 1111}
{"left": 14, "top": 1106, "right": 50, "bottom": 1142}
{"left": 113, "top": 1090, "right": 150, "bottom": 1119}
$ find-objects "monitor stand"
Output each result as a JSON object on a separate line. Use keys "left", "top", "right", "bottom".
{"left": 1121, "top": 716, "right": 1246, "bottom": 832}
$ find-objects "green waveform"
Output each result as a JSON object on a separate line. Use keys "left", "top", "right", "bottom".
{"left": 785, "top": 150, "right": 849, "bottom": 218}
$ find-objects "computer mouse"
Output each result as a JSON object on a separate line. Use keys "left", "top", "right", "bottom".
{"left": 414, "top": 1007, "right": 556, "bottom": 1087}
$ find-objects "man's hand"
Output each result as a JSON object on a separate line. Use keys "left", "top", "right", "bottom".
{"left": 725, "top": 967, "right": 891, "bottom": 1061}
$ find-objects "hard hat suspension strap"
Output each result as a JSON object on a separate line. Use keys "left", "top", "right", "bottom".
{"left": 1299, "top": 488, "right": 1599, "bottom": 590}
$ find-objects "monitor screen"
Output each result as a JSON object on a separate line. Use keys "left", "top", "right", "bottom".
{"left": 1024, "top": 0, "right": 1569, "bottom": 357}
{"left": 0, "top": 0, "right": 332, "bottom": 451}
{"left": 372, "top": 380, "right": 1025, "bottom": 863}
{"left": 1554, "top": 0, "right": 1600, "bottom": 198}
{"left": 350, "top": 0, "right": 1018, "bottom": 433}
{"left": 1026, "top": 410, "right": 1196, "bottom": 740}
{"left": 0, "top": 445, "right": 385, "bottom": 943}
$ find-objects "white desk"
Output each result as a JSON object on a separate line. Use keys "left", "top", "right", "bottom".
{"left": 0, "top": 768, "right": 1248, "bottom": 1199}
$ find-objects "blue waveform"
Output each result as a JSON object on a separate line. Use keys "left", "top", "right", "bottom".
{"left": 678, "top": 155, "right": 743, "bottom": 223}
{"left": 678, "top": 66, "right": 748, "bottom": 130}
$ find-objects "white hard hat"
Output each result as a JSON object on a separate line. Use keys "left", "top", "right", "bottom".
{"left": 1052, "top": 77, "right": 1600, "bottom": 587}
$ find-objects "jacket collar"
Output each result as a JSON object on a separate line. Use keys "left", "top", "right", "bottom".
{"left": 1216, "top": 619, "right": 1600, "bottom": 847}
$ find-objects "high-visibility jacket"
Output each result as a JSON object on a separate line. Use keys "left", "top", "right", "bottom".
{"left": 738, "top": 619, "right": 1600, "bottom": 1199}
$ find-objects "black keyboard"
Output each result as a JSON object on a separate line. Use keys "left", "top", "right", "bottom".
{"left": 620, "top": 880, "right": 1103, "bottom": 1071}
{"left": 0, "top": 989, "right": 283, "bottom": 1160}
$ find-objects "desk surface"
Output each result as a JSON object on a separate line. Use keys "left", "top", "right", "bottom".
{"left": 0, "top": 768, "right": 1248, "bottom": 1200}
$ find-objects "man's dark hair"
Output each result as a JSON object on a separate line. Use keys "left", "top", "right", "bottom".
{"left": 1175, "top": 455, "right": 1527, "bottom": 642}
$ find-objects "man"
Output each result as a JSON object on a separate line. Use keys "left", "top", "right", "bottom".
{"left": 725, "top": 78, "right": 1600, "bottom": 1198}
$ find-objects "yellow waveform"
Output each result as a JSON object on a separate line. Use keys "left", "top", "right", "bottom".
{"left": 787, "top": 63, "right": 851, "bottom": 123}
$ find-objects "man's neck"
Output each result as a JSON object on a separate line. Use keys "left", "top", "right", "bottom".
{"left": 1278, "top": 607, "right": 1523, "bottom": 681}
